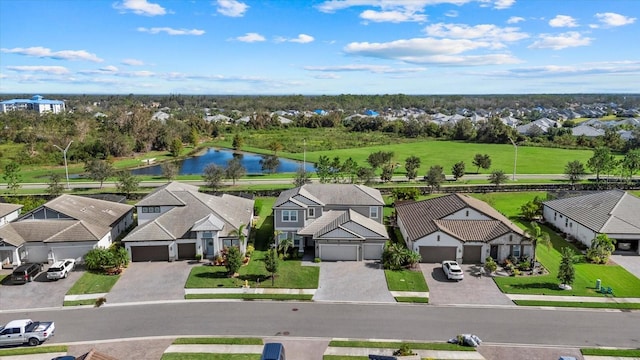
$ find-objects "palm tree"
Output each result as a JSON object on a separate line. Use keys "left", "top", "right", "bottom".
{"left": 229, "top": 224, "right": 247, "bottom": 253}
{"left": 524, "top": 222, "right": 551, "bottom": 266}
{"left": 278, "top": 238, "right": 294, "bottom": 259}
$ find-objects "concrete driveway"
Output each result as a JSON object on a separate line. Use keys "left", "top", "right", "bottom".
{"left": 611, "top": 254, "right": 640, "bottom": 279}
{"left": 312, "top": 261, "right": 395, "bottom": 303}
{"left": 105, "top": 260, "right": 196, "bottom": 304}
{"left": 420, "top": 263, "right": 513, "bottom": 306}
{"left": 0, "top": 265, "right": 83, "bottom": 310}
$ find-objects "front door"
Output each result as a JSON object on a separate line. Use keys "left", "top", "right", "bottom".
{"left": 490, "top": 245, "right": 498, "bottom": 260}
{"left": 205, "top": 238, "right": 214, "bottom": 258}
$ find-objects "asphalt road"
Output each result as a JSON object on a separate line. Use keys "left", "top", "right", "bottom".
{"left": 1, "top": 302, "right": 638, "bottom": 348}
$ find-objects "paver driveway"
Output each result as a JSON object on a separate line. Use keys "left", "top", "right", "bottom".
{"left": 611, "top": 254, "right": 640, "bottom": 280}
{"left": 420, "top": 263, "right": 513, "bottom": 306}
{"left": 0, "top": 265, "right": 83, "bottom": 310}
{"left": 312, "top": 260, "right": 395, "bottom": 303}
{"left": 105, "top": 260, "right": 195, "bottom": 303}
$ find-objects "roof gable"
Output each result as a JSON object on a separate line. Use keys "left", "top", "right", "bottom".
{"left": 274, "top": 184, "right": 384, "bottom": 209}
{"left": 41, "top": 194, "right": 132, "bottom": 228}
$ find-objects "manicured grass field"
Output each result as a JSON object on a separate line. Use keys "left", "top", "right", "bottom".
{"left": 384, "top": 269, "right": 429, "bottom": 292}
{"left": 0, "top": 346, "right": 68, "bottom": 356}
{"left": 66, "top": 271, "right": 120, "bottom": 294}
{"left": 185, "top": 293, "right": 313, "bottom": 301}
{"left": 395, "top": 296, "right": 429, "bottom": 303}
{"left": 63, "top": 299, "right": 98, "bottom": 307}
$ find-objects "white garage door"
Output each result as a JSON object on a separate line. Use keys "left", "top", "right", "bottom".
{"left": 51, "top": 245, "right": 93, "bottom": 263}
{"left": 363, "top": 244, "right": 384, "bottom": 260}
{"left": 320, "top": 244, "right": 358, "bottom": 261}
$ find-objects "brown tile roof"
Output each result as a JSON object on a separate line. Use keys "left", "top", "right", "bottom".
{"left": 77, "top": 348, "right": 118, "bottom": 360}
{"left": 395, "top": 193, "right": 525, "bottom": 242}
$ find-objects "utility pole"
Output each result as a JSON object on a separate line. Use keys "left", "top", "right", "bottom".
{"left": 54, "top": 140, "right": 73, "bottom": 189}
{"left": 509, "top": 137, "right": 517, "bottom": 181}
{"left": 303, "top": 138, "right": 306, "bottom": 170}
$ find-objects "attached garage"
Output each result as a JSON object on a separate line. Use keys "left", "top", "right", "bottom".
{"left": 363, "top": 243, "right": 384, "bottom": 260}
{"left": 463, "top": 245, "right": 483, "bottom": 264}
{"left": 50, "top": 245, "right": 93, "bottom": 263}
{"left": 131, "top": 245, "right": 169, "bottom": 262}
{"left": 319, "top": 244, "right": 358, "bottom": 261}
{"left": 177, "top": 243, "right": 196, "bottom": 260}
{"left": 419, "top": 246, "right": 457, "bottom": 263}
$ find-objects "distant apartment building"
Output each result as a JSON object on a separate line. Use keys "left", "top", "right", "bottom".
{"left": 0, "top": 95, "right": 65, "bottom": 114}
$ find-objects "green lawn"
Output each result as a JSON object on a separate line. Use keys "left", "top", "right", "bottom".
{"left": 173, "top": 338, "right": 263, "bottom": 345}
{"left": 0, "top": 346, "right": 68, "bottom": 356}
{"left": 395, "top": 296, "right": 429, "bottom": 303}
{"left": 514, "top": 300, "right": 640, "bottom": 309}
{"left": 184, "top": 253, "right": 318, "bottom": 289}
{"left": 66, "top": 271, "right": 121, "bottom": 294}
{"left": 185, "top": 293, "right": 313, "bottom": 301}
{"left": 384, "top": 269, "right": 428, "bottom": 291}
{"left": 581, "top": 348, "right": 640, "bottom": 357}
{"left": 162, "top": 354, "right": 259, "bottom": 360}
{"left": 328, "top": 340, "right": 475, "bottom": 351}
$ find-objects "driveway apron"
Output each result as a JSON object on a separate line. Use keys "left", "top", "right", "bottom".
{"left": 105, "top": 261, "right": 195, "bottom": 303}
{"left": 312, "top": 261, "right": 395, "bottom": 303}
{"left": 0, "top": 266, "right": 83, "bottom": 310}
{"left": 420, "top": 263, "right": 513, "bottom": 306}
{"left": 610, "top": 255, "right": 640, "bottom": 280}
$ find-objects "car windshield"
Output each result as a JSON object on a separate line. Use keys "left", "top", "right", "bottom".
{"left": 48, "top": 267, "right": 62, "bottom": 272}
{"left": 451, "top": 268, "right": 462, "bottom": 273}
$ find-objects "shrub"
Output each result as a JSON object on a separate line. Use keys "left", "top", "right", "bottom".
{"left": 314, "top": 257, "right": 321, "bottom": 263}
{"left": 225, "top": 246, "right": 243, "bottom": 276}
{"left": 94, "top": 297, "right": 107, "bottom": 307}
{"left": 484, "top": 256, "right": 497, "bottom": 274}
{"left": 195, "top": 254, "right": 202, "bottom": 262}
{"left": 245, "top": 245, "right": 255, "bottom": 257}
{"left": 393, "top": 343, "right": 415, "bottom": 356}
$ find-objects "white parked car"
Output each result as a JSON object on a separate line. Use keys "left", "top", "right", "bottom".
{"left": 442, "top": 260, "right": 464, "bottom": 281}
{"left": 46, "top": 259, "right": 75, "bottom": 280}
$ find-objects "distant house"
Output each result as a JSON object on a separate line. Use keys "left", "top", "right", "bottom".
{"left": 516, "top": 118, "right": 557, "bottom": 135}
{"left": 0, "top": 203, "right": 22, "bottom": 226}
{"left": 543, "top": 190, "right": 640, "bottom": 255}
{"left": 151, "top": 111, "right": 170, "bottom": 122}
{"left": 0, "top": 95, "right": 65, "bottom": 114}
{"left": 571, "top": 124, "right": 605, "bottom": 137}
{"left": 0, "top": 195, "right": 133, "bottom": 267}
{"left": 364, "top": 109, "right": 379, "bottom": 117}
{"left": 314, "top": 109, "right": 328, "bottom": 116}
{"left": 395, "top": 194, "right": 529, "bottom": 264}
{"left": 122, "top": 182, "right": 254, "bottom": 262}
{"left": 273, "top": 184, "right": 387, "bottom": 261}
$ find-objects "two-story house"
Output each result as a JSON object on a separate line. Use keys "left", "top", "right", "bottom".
{"left": 122, "top": 182, "right": 254, "bottom": 262}
{"left": 273, "top": 184, "right": 388, "bottom": 261}
{"left": 395, "top": 194, "right": 529, "bottom": 263}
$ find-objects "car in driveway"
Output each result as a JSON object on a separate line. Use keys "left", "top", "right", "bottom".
{"left": 46, "top": 259, "right": 75, "bottom": 280}
{"left": 442, "top": 260, "right": 464, "bottom": 281}
{"left": 11, "top": 263, "right": 43, "bottom": 284}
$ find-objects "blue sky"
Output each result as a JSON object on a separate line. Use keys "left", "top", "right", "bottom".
{"left": 1, "top": 0, "right": 638, "bottom": 95}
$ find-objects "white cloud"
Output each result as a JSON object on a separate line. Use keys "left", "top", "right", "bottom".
{"left": 486, "top": 61, "right": 640, "bottom": 78}
{"left": 549, "top": 15, "right": 578, "bottom": 28}
{"left": 113, "top": 0, "right": 166, "bottom": 16}
{"left": 507, "top": 16, "right": 524, "bottom": 24}
{"left": 235, "top": 32, "right": 266, "bottom": 42}
{"left": 1, "top": 47, "right": 103, "bottom": 62}
{"left": 529, "top": 31, "right": 592, "bottom": 50}
{"left": 424, "top": 23, "right": 528, "bottom": 48}
{"left": 360, "top": 9, "right": 426, "bottom": 23}
{"left": 591, "top": 12, "right": 636, "bottom": 28}
{"left": 217, "top": 0, "right": 248, "bottom": 17}
{"left": 122, "top": 58, "right": 144, "bottom": 66}
{"left": 304, "top": 64, "right": 426, "bottom": 73}
{"left": 101, "top": 65, "right": 119, "bottom": 72}
{"left": 6, "top": 65, "right": 70, "bottom": 75}
{"left": 317, "top": 0, "right": 475, "bottom": 13}
{"left": 289, "top": 34, "right": 315, "bottom": 43}
{"left": 493, "top": 0, "right": 515, "bottom": 9}
{"left": 314, "top": 73, "right": 341, "bottom": 79}
{"left": 344, "top": 37, "right": 521, "bottom": 65}
{"left": 137, "top": 27, "right": 205, "bottom": 35}
{"left": 445, "top": 10, "right": 458, "bottom": 17}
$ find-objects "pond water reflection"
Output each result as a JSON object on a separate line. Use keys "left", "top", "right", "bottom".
{"left": 131, "top": 148, "right": 315, "bottom": 176}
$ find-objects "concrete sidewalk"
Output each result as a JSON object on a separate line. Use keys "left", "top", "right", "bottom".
{"left": 507, "top": 294, "right": 640, "bottom": 303}
{"left": 389, "top": 291, "right": 429, "bottom": 298}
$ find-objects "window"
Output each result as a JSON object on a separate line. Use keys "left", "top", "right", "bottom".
{"left": 512, "top": 245, "right": 521, "bottom": 257}
{"left": 465, "top": 210, "right": 469, "bottom": 217}
{"left": 370, "top": 206, "right": 379, "bottom": 218}
{"left": 282, "top": 210, "right": 298, "bottom": 222}
{"left": 223, "top": 239, "right": 240, "bottom": 248}
{"left": 554, "top": 212, "right": 557, "bottom": 220}
{"left": 308, "top": 208, "right": 315, "bottom": 218}
{"left": 141, "top": 206, "right": 160, "bottom": 213}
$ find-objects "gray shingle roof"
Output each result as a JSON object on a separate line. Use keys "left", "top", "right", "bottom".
{"left": 123, "top": 182, "right": 254, "bottom": 242}
{"left": 43, "top": 194, "right": 133, "bottom": 228}
{"left": 395, "top": 194, "right": 524, "bottom": 242}
{"left": 544, "top": 190, "right": 640, "bottom": 234}
{"left": 274, "top": 184, "right": 384, "bottom": 208}
{"left": 298, "top": 209, "right": 388, "bottom": 240}
{"left": 0, "top": 219, "right": 104, "bottom": 246}
{"left": 0, "top": 203, "right": 22, "bottom": 218}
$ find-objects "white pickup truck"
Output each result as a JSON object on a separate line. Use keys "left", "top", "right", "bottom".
{"left": 0, "top": 319, "right": 55, "bottom": 346}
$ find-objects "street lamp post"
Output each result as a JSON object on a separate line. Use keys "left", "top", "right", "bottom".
{"left": 54, "top": 140, "right": 73, "bottom": 190}
{"left": 509, "top": 137, "right": 517, "bottom": 181}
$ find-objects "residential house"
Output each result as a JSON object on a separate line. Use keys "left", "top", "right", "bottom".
{"left": 273, "top": 184, "right": 388, "bottom": 261}
{"left": 571, "top": 124, "right": 605, "bottom": 137}
{"left": 516, "top": 118, "right": 558, "bottom": 135}
{"left": 543, "top": 190, "right": 640, "bottom": 255}
{"left": 0, "top": 195, "right": 133, "bottom": 267}
{"left": 395, "top": 194, "right": 529, "bottom": 264}
{"left": 122, "top": 182, "right": 254, "bottom": 262}
{"left": 0, "top": 95, "right": 65, "bottom": 114}
{"left": 0, "top": 203, "right": 22, "bottom": 226}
